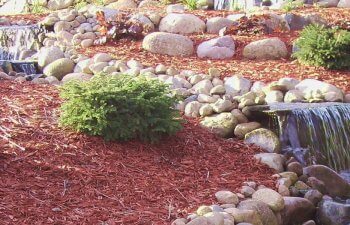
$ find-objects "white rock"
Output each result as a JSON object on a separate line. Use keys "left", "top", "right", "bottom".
{"left": 198, "top": 94, "right": 220, "bottom": 103}
{"left": 254, "top": 153, "right": 286, "bottom": 172}
{"left": 47, "top": 0, "right": 74, "bottom": 10}
{"left": 210, "top": 85, "right": 226, "bottom": 95}
{"left": 243, "top": 38, "right": 288, "bottom": 60}
{"left": 106, "top": 0, "right": 137, "bottom": 9}
{"left": 215, "top": 191, "right": 239, "bottom": 204}
{"left": 225, "top": 75, "right": 252, "bottom": 95}
{"left": 38, "top": 46, "right": 64, "bottom": 68}
{"left": 166, "top": 4, "right": 185, "bottom": 13}
{"left": 206, "top": 17, "right": 234, "bottom": 34}
{"left": 338, "top": 0, "right": 350, "bottom": 7}
{"left": 295, "top": 79, "right": 343, "bottom": 101}
{"left": 199, "top": 104, "right": 214, "bottom": 117}
{"left": 143, "top": 32, "right": 194, "bottom": 56}
{"left": 197, "top": 36, "right": 235, "bottom": 59}
{"left": 265, "top": 90, "right": 284, "bottom": 104}
{"left": 159, "top": 13, "right": 206, "bottom": 34}
{"left": 192, "top": 80, "right": 214, "bottom": 95}
{"left": 284, "top": 90, "right": 304, "bottom": 103}
{"left": 93, "top": 53, "right": 112, "bottom": 63}
{"left": 185, "top": 101, "right": 202, "bottom": 117}
{"left": 212, "top": 99, "right": 235, "bottom": 113}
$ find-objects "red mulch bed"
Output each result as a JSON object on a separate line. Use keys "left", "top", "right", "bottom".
{"left": 79, "top": 29, "right": 350, "bottom": 93}
{"left": 1, "top": 14, "right": 48, "bottom": 25}
{"left": 0, "top": 80, "right": 275, "bottom": 224}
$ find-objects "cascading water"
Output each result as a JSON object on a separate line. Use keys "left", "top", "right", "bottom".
{"left": 0, "top": 24, "right": 41, "bottom": 60}
{"left": 249, "top": 103, "right": 350, "bottom": 172}
{"left": 0, "top": 24, "right": 42, "bottom": 75}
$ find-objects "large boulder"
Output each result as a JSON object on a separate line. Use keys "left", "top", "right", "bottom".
{"left": 143, "top": 32, "right": 194, "bottom": 56}
{"left": 47, "top": 0, "right": 74, "bottom": 10}
{"left": 159, "top": 13, "right": 206, "bottom": 34}
{"left": 43, "top": 58, "right": 75, "bottom": 80}
{"left": 254, "top": 153, "right": 286, "bottom": 172}
{"left": 200, "top": 112, "right": 238, "bottom": 138}
{"left": 317, "top": 199, "right": 350, "bottom": 225}
{"left": 303, "top": 165, "right": 350, "bottom": 198}
{"left": 244, "top": 128, "right": 281, "bottom": 153}
{"left": 224, "top": 208, "right": 263, "bottom": 225}
{"left": 225, "top": 75, "right": 252, "bottom": 95}
{"left": 197, "top": 36, "right": 235, "bottom": 59}
{"left": 284, "top": 13, "right": 311, "bottom": 31}
{"left": 0, "top": 0, "right": 27, "bottom": 15}
{"left": 61, "top": 73, "right": 93, "bottom": 83}
{"left": 252, "top": 188, "right": 285, "bottom": 212}
{"left": 215, "top": 191, "right": 239, "bottom": 204}
{"left": 318, "top": 0, "right": 340, "bottom": 7}
{"left": 206, "top": 17, "right": 234, "bottom": 34}
{"left": 238, "top": 200, "right": 278, "bottom": 225}
{"left": 234, "top": 122, "right": 261, "bottom": 139}
{"left": 338, "top": 0, "right": 350, "bottom": 7}
{"left": 281, "top": 197, "right": 316, "bottom": 225}
{"left": 243, "top": 38, "right": 288, "bottom": 60}
{"left": 295, "top": 79, "right": 344, "bottom": 102}
{"left": 106, "top": 0, "right": 137, "bottom": 9}
{"left": 38, "top": 46, "right": 65, "bottom": 68}
{"left": 265, "top": 13, "right": 290, "bottom": 33}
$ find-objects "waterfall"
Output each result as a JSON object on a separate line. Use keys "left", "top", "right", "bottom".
{"left": 214, "top": 0, "right": 262, "bottom": 10}
{"left": 281, "top": 104, "right": 350, "bottom": 172}
{"left": 249, "top": 103, "right": 350, "bottom": 172}
{"left": 0, "top": 24, "right": 41, "bottom": 61}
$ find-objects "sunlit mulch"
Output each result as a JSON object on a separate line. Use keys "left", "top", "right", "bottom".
{"left": 0, "top": 80, "right": 275, "bottom": 224}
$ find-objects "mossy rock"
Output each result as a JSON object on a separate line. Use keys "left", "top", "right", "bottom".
{"left": 43, "top": 58, "right": 75, "bottom": 80}
{"left": 244, "top": 128, "right": 281, "bottom": 153}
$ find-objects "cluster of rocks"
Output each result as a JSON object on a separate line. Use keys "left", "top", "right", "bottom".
{"left": 142, "top": 11, "right": 327, "bottom": 59}
{"left": 35, "top": 5, "right": 329, "bottom": 60}
{"left": 172, "top": 164, "right": 350, "bottom": 225}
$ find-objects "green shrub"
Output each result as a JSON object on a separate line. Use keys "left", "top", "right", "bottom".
{"left": 293, "top": 24, "right": 350, "bottom": 70}
{"left": 59, "top": 74, "right": 182, "bottom": 142}
{"left": 182, "top": 0, "right": 198, "bottom": 10}
{"left": 282, "top": 0, "right": 303, "bottom": 12}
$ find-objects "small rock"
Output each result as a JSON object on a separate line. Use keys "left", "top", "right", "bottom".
{"left": 303, "top": 165, "right": 350, "bottom": 198}
{"left": 281, "top": 197, "right": 316, "bottom": 225}
{"left": 184, "top": 101, "right": 202, "bottom": 117}
{"left": 215, "top": 191, "right": 239, "bottom": 205}
{"left": 254, "top": 153, "right": 286, "bottom": 172}
{"left": 234, "top": 122, "right": 261, "bottom": 139}
{"left": 212, "top": 99, "right": 235, "bottom": 113}
{"left": 240, "top": 186, "right": 255, "bottom": 197}
{"left": 287, "top": 162, "right": 303, "bottom": 176}
{"left": 243, "top": 38, "right": 288, "bottom": 60}
{"left": 304, "top": 189, "right": 323, "bottom": 206}
{"left": 197, "top": 205, "right": 212, "bottom": 216}
{"left": 245, "top": 128, "right": 281, "bottom": 153}
{"left": 252, "top": 188, "right": 285, "bottom": 212}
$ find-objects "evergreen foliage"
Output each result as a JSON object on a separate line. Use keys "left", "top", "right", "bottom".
{"left": 59, "top": 74, "right": 182, "bottom": 142}
{"left": 293, "top": 24, "right": 350, "bottom": 70}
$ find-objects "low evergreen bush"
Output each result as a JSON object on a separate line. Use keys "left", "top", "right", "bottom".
{"left": 293, "top": 24, "right": 350, "bottom": 70}
{"left": 59, "top": 74, "right": 182, "bottom": 142}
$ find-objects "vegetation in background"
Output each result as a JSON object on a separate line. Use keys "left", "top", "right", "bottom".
{"left": 59, "top": 74, "right": 182, "bottom": 142}
{"left": 282, "top": 0, "right": 304, "bottom": 12}
{"left": 293, "top": 24, "right": 350, "bottom": 70}
{"left": 182, "top": 0, "right": 198, "bottom": 10}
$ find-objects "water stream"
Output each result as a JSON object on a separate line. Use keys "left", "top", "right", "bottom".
{"left": 0, "top": 24, "right": 41, "bottom": 74}
{"left": 249, "top": 103, "right": 350, "bottom": 172}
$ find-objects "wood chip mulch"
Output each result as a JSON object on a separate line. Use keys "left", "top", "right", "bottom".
{"left": 0, "top": 80, "right": 275, "bottom": 224}
{"left": 79, "top": 29, "right": 350, "bottom": 93}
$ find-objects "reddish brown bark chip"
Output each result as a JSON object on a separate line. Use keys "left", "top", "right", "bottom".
{"left": 0, "top": 80, "right": 275, "bottom": 224}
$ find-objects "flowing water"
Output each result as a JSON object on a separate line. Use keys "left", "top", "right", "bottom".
{"left": 249, "top": 103, "right": 350, "bottom": 172}
{"left": 0, "top": 24, "right": 41, "bottom": 60}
